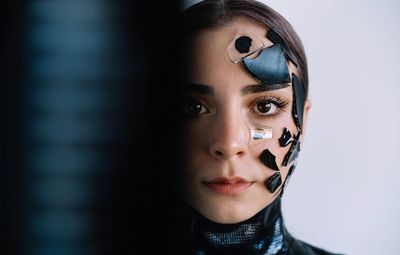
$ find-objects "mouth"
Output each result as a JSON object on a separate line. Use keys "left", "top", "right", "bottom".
{"left": 204, "top": 176, "right": 253, "bottom": 195}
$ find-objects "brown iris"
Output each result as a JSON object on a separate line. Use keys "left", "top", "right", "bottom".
{"left": 184, "top": 99, "right": 204, "bottom": 116}
{"left": 257, "top": 101, "right": 272, "bottom": 113}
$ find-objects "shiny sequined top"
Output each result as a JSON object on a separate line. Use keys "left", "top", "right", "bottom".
{"left": 177, "top": 198, "right": 343, "bottom": 255}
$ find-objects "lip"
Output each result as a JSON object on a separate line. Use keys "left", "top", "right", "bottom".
{"left": 204, "top": 176, "right": 253, "bottom": 195}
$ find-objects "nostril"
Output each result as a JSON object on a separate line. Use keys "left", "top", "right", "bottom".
{"left": 215, "top": 151, "right": 223, "bottom": 156}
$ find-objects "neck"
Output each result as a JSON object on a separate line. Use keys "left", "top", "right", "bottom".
{"left": 177, "top": 198, "right": 287, "bottom": 255}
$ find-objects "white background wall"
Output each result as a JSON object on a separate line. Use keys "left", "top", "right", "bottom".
{"left": 182, "top": 1, "right": 400, "bottom": 254}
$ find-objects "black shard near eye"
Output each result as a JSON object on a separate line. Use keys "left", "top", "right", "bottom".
{"left": 282, "top": 132, "right": 301, "bottom": 167}
{"left": 279, "top": 127, "right": 293, "bottom": 147}
{"left": 265, "top": 172, "right": 282, "bottom": 193}
{"left": 292, "top": 74, "right": 307, "bottom": 133}
{"left": 235, "top": 36, "right": 252, "bottom": 53}
{"left": 267, "top": 29, "right": 297, "bottom": 67}
{"left": 243, "top": 44, "right": 290, "bottom": 85}
{"left": 260, "top": 149, "right": 280, "bottom": 171}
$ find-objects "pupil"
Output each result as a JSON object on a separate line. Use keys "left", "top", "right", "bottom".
{"left": 189, "top": 102, "right": 202, "bottom": 114}
{"left": 257, "top": 101, "right": 271, "bottom": 113}
{"left": 235, "top": 36, "right": 252, "bottom": 54}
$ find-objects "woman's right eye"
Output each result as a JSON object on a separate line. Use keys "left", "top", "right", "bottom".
{"left": 183, "top": 99, "right": 208, "bottom": 117}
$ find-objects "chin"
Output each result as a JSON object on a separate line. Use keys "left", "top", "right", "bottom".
{"left": 196, "top": 199, "right": 264, "bottom": 224}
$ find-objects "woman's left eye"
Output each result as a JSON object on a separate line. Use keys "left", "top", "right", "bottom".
{"left": 252, "top": 100, "right": 279, "bottom": 116}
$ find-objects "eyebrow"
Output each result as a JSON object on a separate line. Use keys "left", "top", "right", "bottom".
{"left": 181, "top": 83, "right": 215, "bottom": 95}
{"left": 241, "top": 83, "right": 290, "bottom": 95}
{"left": 180, "top": 82, "right": 289, "bottom": 96}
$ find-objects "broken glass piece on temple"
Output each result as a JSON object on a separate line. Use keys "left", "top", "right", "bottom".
{"left": 243, "top": 44, "right": 291, "bottom": 85}
{"left": 291, "top": 73, "right": 306, "bottom": 132}
{"left": 267, "top": 29, "right": 297, "bottom": 67}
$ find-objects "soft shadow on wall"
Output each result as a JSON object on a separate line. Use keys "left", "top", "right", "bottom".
{"left": 1, "top": 1, "right": 182, "bottom": 255}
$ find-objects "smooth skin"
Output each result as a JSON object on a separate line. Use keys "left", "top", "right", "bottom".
{"left": 180, "top": 16, "right": 311, "bottom": 224}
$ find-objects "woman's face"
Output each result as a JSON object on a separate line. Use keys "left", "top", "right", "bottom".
{"left": 180, "top": 17, "right": 310, "bottom": 224}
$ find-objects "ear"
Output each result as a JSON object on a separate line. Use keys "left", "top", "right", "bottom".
{"left": 300, "top": 99, "right": 312, "bottom": 144}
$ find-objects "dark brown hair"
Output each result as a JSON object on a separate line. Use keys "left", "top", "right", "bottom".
{"left": 180, "top": 0, "right": 309, "bottom": 96}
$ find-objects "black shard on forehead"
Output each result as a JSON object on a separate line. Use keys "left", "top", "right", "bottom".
{"left": 267, "top": 29, "right": 297, "bottom": 67}
{"left": 235, "top": 36, "right": 252, "bottom": 53}
{"left": 291, "top": 73, "right": 307, "bottom": 132}
{"left": 242, "top": 44, "right": 290, "bottom": 85}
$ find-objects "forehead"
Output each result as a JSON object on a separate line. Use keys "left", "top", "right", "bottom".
{"left": 188, "top": 16, "right": 272, "bottom": 55}
{"left": 185, "top": 17, "right": 273, "bottom": 83}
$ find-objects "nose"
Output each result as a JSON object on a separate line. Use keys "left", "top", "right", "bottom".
{"left": 208, "top": 110, "right": 249, "bottom": 160}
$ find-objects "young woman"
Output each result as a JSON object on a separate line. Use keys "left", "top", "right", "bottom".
{"left": 175, "top": 0, "right": 343, "bottom": 254}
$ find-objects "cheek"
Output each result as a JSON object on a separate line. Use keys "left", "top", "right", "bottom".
{"left": 181, "top": 121, "right": 208, "bottom": 155}
{"left": 255, "top": 113, "right": 296, "bottom": 152}
{"left": 251, "top": 113, "right": 298, "bottom": 179}
{"left": 180, "top": 122, "right": 208, "bottom": 170}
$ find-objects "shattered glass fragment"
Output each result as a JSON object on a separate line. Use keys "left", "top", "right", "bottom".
{"left": 267, "top": 29, "right": 297, "bottom": 67}
{"left": 227, "top": 33, "right": 264, "bottom": 63}
{"left": 265, "top": 172, "right": 282, "bottom": 193}
{"left": 282, "top": 132, "right": 301, "bottom": 167}
{"left": 260, "top": 149, "right": 280, "bottom": 171}
{"left": 291, "top": 74, "right": 306, "bottom": 132}
{"left": 280, "top": 163, "right": 296, "bottom": 198}
{"left": 251, "top": 127, "right": 273, "bottom": 141}
{"left": 243, "top": 45, "right": 290, "bottom": 85}
{"left": 279, "top": 127, "right": 293, "bottom": 147}
{"left": 235, "top": 36, "right": 252, "bottom": 53}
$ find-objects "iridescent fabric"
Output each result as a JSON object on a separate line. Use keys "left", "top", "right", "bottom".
{"left": 177, "top": 198, "right": 343, "bottom": 255}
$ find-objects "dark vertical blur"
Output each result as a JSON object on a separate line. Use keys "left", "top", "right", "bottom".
{"left": 1, "top": 1, "right": 181, "bottom": 254}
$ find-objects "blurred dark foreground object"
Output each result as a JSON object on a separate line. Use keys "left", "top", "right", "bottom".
{"left": 1, "top": 1, "right": 182, "bottom": 254}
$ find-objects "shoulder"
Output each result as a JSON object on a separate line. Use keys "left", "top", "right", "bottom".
{"left": 286, "top": 236, "right": 346, "bottom": 255}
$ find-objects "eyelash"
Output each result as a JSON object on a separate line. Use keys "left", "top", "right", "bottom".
{"left": 181, "top": 97, "right": 210, "bottom": 119}
{"left": 181, "top": 95, "right": 289, "bottom": 119}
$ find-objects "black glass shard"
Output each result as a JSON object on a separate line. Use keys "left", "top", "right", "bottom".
{"left": 291, "top": 74, "right": 306, "bottom": 132}
{"left": 282, "top": 132, "right": 301, "bottom": 166}
{"left": 265, "top": 172, "right": 282, "bottom": 193}
{"left": 287, "top": 162, "right": 296, "bottom": 176}
{"left": 267, "top": 29, "right": 297, "bottom": 67}
{"left": 280, "top": 163, "right": 297, "bottom": 198}
{"left": 235, "top": 36, "right": 252, "bottom": 53}
{"left": 260, "top": 149, "right": 280, "bottom": 171}
{"left": 243, "top": 44, "right": 290, "bottom": 85}
{"left": 279, "top": 127, "right": 293, "bottom": 147}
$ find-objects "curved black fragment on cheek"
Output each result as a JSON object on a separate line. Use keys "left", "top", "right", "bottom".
{"left": 259, "top": 149, "right": 280, "bottom": 171}
{"left": 243, "top": 44, "right": 290, "bottom": 85}
{"left": 267, "top": 29, "right": 298, "bottom": 67}
{"left": 265, "top": 172, "right": 282, "bottom": 193}
{"left": 292, "top": 74, "right": 307, "bottom": 133}
{"left": 279, "top": 127, "right": 293, "bottom": 147}
{"left": 235, "top": 36, "right": 252, "bottom": 53}
{"left": 282, "top": 132, "right": 301, "bottom": 167}
{"left": 279, "top": 163, "right": 297, "bottom": 198}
